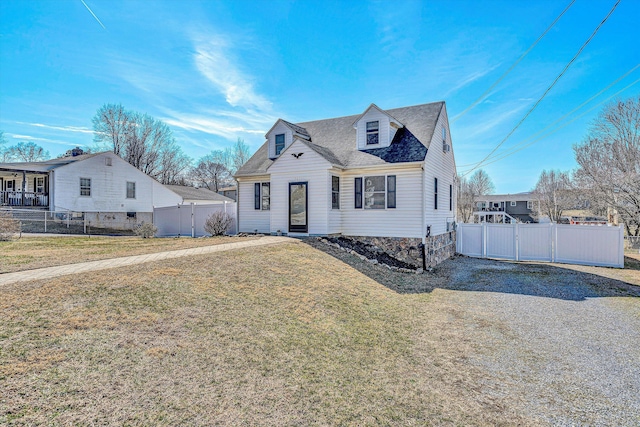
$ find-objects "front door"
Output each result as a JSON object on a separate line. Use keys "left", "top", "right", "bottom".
{"left": 289, "top": 182, "right": 308, "bottom": 233}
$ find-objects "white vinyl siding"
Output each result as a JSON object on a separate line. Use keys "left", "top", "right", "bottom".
{"left": 341, "top": 167, "right": 423, "bottom": 238}
{"left": 268, "top": 139, "right": 331, "bottom": 235}
{"left": 355, "top": 108, "right": 398, "bottom": 150}
{"left": 238, "top": 179, "right": 271, "bottom": 233}
{"left": 267, "top": 121, "right": 293, "bottom": 159}
{"left": 53, "top": 153, "right": 181, "bottom": 213}
{"left": 423, "top": 104, "right": 456, "bottom": 236}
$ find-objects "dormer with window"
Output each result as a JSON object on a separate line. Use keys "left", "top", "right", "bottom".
{"left": 266, "top": 119, "right": 311, "bottom": 159}
{"left": 353, "top": 104, "right": 403, "bottom": 150}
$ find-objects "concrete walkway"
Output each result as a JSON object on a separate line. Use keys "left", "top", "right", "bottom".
{"left": 0, "top": 236, "right": 297, "bottom": 286}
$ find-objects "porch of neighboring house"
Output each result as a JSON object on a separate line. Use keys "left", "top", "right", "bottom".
{"left": 0, "top": 170, "right": 50, "bottom": 208}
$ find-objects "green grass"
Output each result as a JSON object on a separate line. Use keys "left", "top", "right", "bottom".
{"left": 0, "top": 242, "right": 530, "bottom": 426}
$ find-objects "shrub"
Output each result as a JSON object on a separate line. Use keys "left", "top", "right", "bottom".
{"left": 204, "top": 211, "right": 234, "bottom": 236}
{"left": 134, "top": 222, "right": 157, "bottom": 238}
{"left": 0, "top": 210, "right": 20, "bottom": 241}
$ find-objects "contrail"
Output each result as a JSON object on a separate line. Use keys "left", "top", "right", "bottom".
{"left": 80, "top": 0, "right": 106, "bottom": 30}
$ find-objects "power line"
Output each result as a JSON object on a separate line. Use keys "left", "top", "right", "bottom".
{"left": 462, "top": 0, "right": 622, "bottom": 177}
{"left": 456, "top": 63, "right": 640, "bottom": 168}
{"left": 458, "top": 76, "right": 640, "bottom": 174}
{"left": 451, "top": 0, "right": 576, "bottom": 124}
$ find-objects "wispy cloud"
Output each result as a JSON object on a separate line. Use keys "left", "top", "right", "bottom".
{"left": 163, "top": 112, "right": 268, "bottom": 140}
{"left": 443, "top": 63, "right": 502, "bottom": 98}
{"left": 7, "top": 133, "right": 78, "bottom": 146}
{"left": 16, "top": 122, "right": 93, "bottom": 134}
{"left": 192, "top": 35, "right": 272, "bottom": 112}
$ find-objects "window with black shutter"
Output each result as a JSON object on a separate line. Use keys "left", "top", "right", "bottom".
{"left": 449, "top": 184, "right": 452, "bottom": 211}
{"left": 434, "top": 178, "right": 438, "bottom": 210}
{"left": 254, "top": 183, "right": 261, "bottom": 210}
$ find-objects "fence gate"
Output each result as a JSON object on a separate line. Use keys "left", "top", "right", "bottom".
{"left": 456, "top": 223, "right": 624, "bottom": 268}
{"left": 154, "top": 202, "right": 237, "bottom": 237}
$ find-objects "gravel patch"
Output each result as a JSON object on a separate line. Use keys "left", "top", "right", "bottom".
{"left": 305, "top": 238, "right": 640, "bottom": 425}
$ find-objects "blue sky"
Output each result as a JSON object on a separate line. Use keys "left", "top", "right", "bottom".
{"left": 1, "top": 0, "right": 638, "bottom": 193}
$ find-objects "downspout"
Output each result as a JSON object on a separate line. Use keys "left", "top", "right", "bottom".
{"left": 421, "top": 164, "right": 427, "bottom": 270}
{"left": 235, "top": 181, "right": 240, "bottom": 235}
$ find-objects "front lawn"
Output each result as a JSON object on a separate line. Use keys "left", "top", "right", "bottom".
{"left": 1, "top": 242, "right": 529, "bottom": 426}
{"left": 0, "top": 235, "right": 257, "bottom": 273}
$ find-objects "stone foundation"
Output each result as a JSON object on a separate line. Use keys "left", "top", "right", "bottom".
{"left": 423, "top": 231, "right": 456, "bottom": 268}
{"left": 344, "top": 232, "right": 456, "bottom": 269}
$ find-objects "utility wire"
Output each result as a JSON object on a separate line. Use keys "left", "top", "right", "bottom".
{"left": 458, "top": 76, "right": 640, "bottom": 174}
{"left": 462, "top": 0, "right": 622, "bottom": 178}
{"left": 456, "top": 63, "right": 640, "bottom": 168}
{"left": 451, "top": 0, "right": 576, "bottom": 123}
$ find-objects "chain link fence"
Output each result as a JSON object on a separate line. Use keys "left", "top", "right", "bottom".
{"left": 1, "top": 208, "right": 136, "bottom": 235}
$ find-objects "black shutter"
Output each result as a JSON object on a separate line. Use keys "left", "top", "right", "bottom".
{"left": 354, "top": 177, "right": 362, "bottom": 209}
{"left": 449, "top": 184, "right": 453, "bottom": 211}
{"left": 434, "top": 178, "right": 438, "bottom": 210}
{"left": 33, "top": 177, "right": 36, "bottom": 192}
{"left": 387, "top": 175, "right": 396, "bottom": 208}
{"left": 254, "top": 183, "right": 260, "bottom": 210}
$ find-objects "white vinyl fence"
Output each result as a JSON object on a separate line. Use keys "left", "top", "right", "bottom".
{"left": 154, "top": 202, "right": 237, "bottom": 237}
{"left": 457, "top": 223, "right": 624, "bottom": 268}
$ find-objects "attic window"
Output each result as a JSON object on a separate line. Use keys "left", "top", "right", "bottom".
{"left": 366, "top": 121, "right": 379, "bottom": 145}
{"left": 105, "top": 157, "right": 112, "bottom": 166}
{"left": 275, "top": 134, "right": 285, "bottom": 155}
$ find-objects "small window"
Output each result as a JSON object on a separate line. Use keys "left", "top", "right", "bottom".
{"left": 261, "top": 182, "right": 270, "bottom": 210}
{"left": 366, "top": 121, "right": 379, "bottom": 145}
{"left": 126, "top": 182, "right": 136, "bottom": 199}
{"left": 449, "top": 184, "right": 453, "bottom": 211}
{"left": 80, "top": 178, "right": 91, "bottom": 196}
{"left": 511, "top": 201, "right": 517, "bottom": 207}
{"left": 493, "top": 202, "right": 500, "bottom": 208}
{"left": 442, "top": 127, "right": 446, "bottom": 141}
{"left": 331, "top": 176, "right": 340, "bottom": 209}
{"left": 36, "top": 177, "right": 45, "bottom": 194}
{"left": 105, "top": 157, "right": 112, "bottom": 166}
{"left": 254, "top": 182, "right": 270, "bottom": 210}
{"left": 434, "top": 178, "right": 438, "bottom": 210}
{"left": 364, "top": 175, "right": 385, "bottom": 209}
{"left": 275, "top": 134, "right": 285, "bottom": 155}
{"left": 527, "top": 201, "right": 533, "bottom": 210}
{"left": 127, "top": 212, "right": 136, "bottom": 219}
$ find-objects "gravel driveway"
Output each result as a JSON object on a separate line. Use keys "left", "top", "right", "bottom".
{"left": 306, "top": 239, "right": 640, "bottom": 426}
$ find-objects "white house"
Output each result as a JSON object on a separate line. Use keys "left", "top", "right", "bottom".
{"left": 1, "top": 151, "right": 182, "bottom": 229}
{"left": 235, "top": 101, "right": 457, "bottom": 266}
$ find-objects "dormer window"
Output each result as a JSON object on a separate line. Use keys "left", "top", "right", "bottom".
{"left": 275, "top": 134, "right": 285, "bottom": 155}
{"left": 366, "top": 121, "right": 379, "bottom": 145}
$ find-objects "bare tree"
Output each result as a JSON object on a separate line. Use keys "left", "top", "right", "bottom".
{"left": 574, "top": 96, "right": 640, "bottom": 235}
{"left": 4, "top": 141, "right": 50, "bottom": 162}
{"left": 0, "top": 131, "right": 8, "bottom": 162}
{"left": 190, "top": 150, "right": 232, "bottom": 192}
{"left": 92, "top": 103, "right": 130, "bottom": 156}
{"left": 457, "top": 175, "right": 476, "bottom": 223}
{"left": 225, "top": 138, "right": 251, "bottom": 175}
{"left": 532, "top": 170, "right": 575, "bottom": 223}
{"left": 457, "top": 170, "right": 495, "bottom": 222}
{"left": 92, "top": 104, "right": 191, "bottom": 184}
{"left": 469, "top": 169, "right": 495, "bottom": 196}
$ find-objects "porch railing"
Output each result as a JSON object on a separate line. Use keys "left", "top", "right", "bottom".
{"left": 0, "top": 191, "right": 49, "bottom": 207}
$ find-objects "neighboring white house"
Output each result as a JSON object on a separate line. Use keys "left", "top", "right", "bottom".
{"left": 1, "top": 151, "right": 182, "bottom": 229}
{"left": 235, "top": 101, "right": 457, "bottom": 266}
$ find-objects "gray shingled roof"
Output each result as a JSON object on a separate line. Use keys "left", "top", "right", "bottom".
{"left": 0, "top": 152, "right": 103, "bottom": 172}
{"left": 164, "top": 185, "right": 235, "bottom": 202}
{"left": 236, "top": 101, "right": 444, "bottom": 176}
